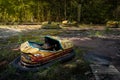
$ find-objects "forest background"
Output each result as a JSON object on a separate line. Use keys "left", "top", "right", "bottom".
{"left": 0, "top": 0, "right": 120, "bottom": 24}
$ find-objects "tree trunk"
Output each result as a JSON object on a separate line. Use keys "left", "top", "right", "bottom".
{"left": 78, "top": 4, "right": 82, "bottom": 23}
{"left": 64, "top": 0, "right": 67, "bottom": 20}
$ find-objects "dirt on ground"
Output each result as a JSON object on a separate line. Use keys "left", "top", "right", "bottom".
{"left": 0, "top": 25, "right": 120, "bottom": 72}
{"left": 0, "top": 25, "right": 41, "bottom": 38}
{"left": 60, "top": 33, "right": 120, "bottom": 72}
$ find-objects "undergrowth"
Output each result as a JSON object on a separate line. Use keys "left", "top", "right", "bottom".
{"left": 0, "top": 46, "right": 90, "bottom": 80}
{"left": 0, "top": 29, "right": 103, "bottom": 80}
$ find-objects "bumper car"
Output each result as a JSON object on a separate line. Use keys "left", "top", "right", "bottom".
{"left": 11, "top": 36, "right": 75, "bottom": 71}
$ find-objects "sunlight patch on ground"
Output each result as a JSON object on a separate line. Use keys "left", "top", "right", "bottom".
{"left": 0, "top": 25, "right": 42, "bottom": 38}
{"left": 0, "top": 28, "right": 21, "bottom": 38}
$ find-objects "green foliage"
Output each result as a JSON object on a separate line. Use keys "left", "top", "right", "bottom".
{"left": 95, "top": 31, "right": 103, "bottom": 36}
{"left": 83, "top": 0, "right": 120, "bottom": 24}
{"left": 18, "top": 34, "right": 22, "bottom": 44}
{"left": 104, "top": 27, "right": 113, "bottom": 34}
{"left": 0, "top": 0, "right": 119, "bottom": 24}
{"left": 89, "top": 30, "right": 104, "bottom": 37}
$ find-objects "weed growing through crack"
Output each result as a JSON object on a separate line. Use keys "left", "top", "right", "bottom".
{"left": 104, "top": 27, "right": 112, "bottom": 34}
{"left": 18, "top": 34, "right": 22, "bottom": 44}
